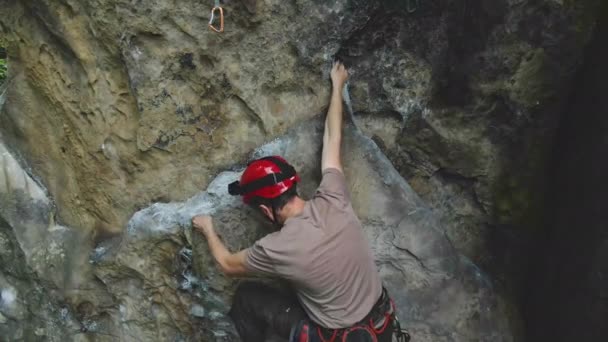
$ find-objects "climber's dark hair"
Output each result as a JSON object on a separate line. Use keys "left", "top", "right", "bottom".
{"left": 249, "top": 183, "right": 298, "bottom": 212}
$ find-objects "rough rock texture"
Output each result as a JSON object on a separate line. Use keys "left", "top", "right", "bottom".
{"left": 0, "top": 0, "right": 600, "bottom": 270}
{"left": 0, "top": 0, "right": 370, "bottom": 234}
{"left": 0, "top": 215, "right": 83, "bottom": 341}
{"left": 338, "top": 0, "right": 602, "bottom": 284}
{"left": 0, "top": 140, "right": 94, "bottom": 340}
{"left": 0, "top": 0, "right": 605, "bottom": 340}
{"left": 1, "top": 121, "right": 513, "bottom": 340}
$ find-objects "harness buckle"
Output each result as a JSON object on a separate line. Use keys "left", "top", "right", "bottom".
{"left": 209, "top": 6, "right": 224, "bottom": 33}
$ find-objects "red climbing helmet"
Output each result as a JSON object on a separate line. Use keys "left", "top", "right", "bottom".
{"left": 228, "top": 156, "right": 300, "bottom": 204}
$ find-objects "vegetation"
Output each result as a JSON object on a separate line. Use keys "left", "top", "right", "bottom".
{"left": 0, "top": 59, "right": 7, "bottom": 82}
{"left": 0, "top": 43, "right": 6, "bottom": 83}
{"left": 0, "top": 38, "right": 6, "bottom": 83}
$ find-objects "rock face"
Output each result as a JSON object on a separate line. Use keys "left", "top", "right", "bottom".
{"left": 0, "top": 0, "right": 604, "bottom": 341}
{"left": 0, "top": 0, "right": 600, "bottom": 267}
{"left": 336, "top": 0, "right": 601, "bottom": 282}
{"left": 1, "top": 121, "right": 512, "bottom": 340}
{"left": 0, "top": 141, "right": 90, "bottom": 340}
{"left": 0, "top": 216, "right": 81, "bottom": 341}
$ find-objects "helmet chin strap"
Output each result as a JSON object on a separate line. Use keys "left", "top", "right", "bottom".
{"left": 269, "top": 202, "right": 283, "bottom": 230}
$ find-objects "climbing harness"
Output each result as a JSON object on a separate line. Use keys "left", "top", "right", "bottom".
{"left": 392, "top": 315, "right": 411, "bottom": 342}
{"left": 289, "top": 288, "right": 411, "bottom": 342}
{"left": 209, "top": 0, "right": 224, "bottom": 33}
{"left": 406, "top": 0, "right": 420, "bottom": 13}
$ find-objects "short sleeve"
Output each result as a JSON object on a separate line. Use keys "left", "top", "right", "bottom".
{"left": 315, "top": 168, "right": 350, "bottom": 202}
{"left": 244, "top": 237, "right": 277, "bottom": 275}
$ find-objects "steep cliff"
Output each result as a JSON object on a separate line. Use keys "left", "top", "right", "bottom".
{"left": 0, "top": 0, "right": 603, "bottom": 340}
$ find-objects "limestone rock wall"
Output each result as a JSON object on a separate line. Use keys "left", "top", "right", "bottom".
{"left": 0, "top": 0, "right": 604, "bottom": 341}
{"left": 0, "top": 0, "right": 600, "bottom": 279}
{"left": 0, "top": 121, "right": 514, "bottom": 341}
{"left": 336, "top": 0, "right": 601, "bottom": 282}
{"left": 0, "top": 216, "right": 81, "bottom": 341}
{"left": 0, "top": 140, "right": 95, "bottom": 340}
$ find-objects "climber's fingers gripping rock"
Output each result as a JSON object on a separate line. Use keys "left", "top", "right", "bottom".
{"left": 192, "top": 215, "right": 214, "bottom": 236}
{"left": 331, "top": 61, "right": 349, "bottom": 87}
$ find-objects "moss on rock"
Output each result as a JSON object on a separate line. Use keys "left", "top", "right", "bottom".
{"left": 491, "top": 139, "right": 548, "bottom": 231}
{"left": 508, "top": 48, "right": 555, "bottom": 109}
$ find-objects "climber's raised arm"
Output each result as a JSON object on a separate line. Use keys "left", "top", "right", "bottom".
{"left": 192, "top": 215, "right": 248, "bottom": 276}
{"left": 322, "top": 61, "right": 349, "bottom": 173}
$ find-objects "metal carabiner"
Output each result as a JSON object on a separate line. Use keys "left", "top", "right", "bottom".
{"left": 209, "top": 0, "right": 224, "bottom": 33}
{"left": 392, "top": 315, "right": 411, "bottom": 342}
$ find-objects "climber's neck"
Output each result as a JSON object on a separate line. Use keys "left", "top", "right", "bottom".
{"left": 277, "top": 196, "right": 306, "bottom": 222}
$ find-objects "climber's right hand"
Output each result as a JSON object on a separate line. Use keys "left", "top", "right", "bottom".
{"left": 192, "top": 215, "right": 214, "bottom": 237}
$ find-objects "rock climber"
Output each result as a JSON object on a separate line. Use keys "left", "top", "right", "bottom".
{"left": 192, "top": 61, "right": 408, "bottom": 342}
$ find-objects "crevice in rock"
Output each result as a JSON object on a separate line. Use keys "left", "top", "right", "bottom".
{"left": 0, "top": 42, "right": 6, "bottom": 87}
{"left": 230, "top": 94, "right": 268, "bottom": 136}
{"left": 23, "top": 1, "right": 87, "bottom": 75}
{"left": 391, "top": 238, "right": 430, "bottom": 272}
{"left": 524, "top": 4, "right": 608, "bottom": 340}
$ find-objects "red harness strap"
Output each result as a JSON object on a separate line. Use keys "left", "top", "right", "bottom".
{"left": 342, "top": 325, "right": 378, "bottom": 342}
{"left": 293, "top": 291, "right": 397, "bottom": 342}
{"left": 369, "top": 299, "right": 396, "bottom": 335}
{"left": 317, "top": 327, "right": 338, "bottom": 342}
{"left": 299, "top": 324, "right": 309, "bottom": 342}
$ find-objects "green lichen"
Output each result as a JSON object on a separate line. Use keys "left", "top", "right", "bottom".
{"left": 0, "top": 38, "right": 6, "bottom": 83}
{"left": 494, "top": 178, "right": 538, "bottom": 226}
{"left": 564, "top": 0, "right": 604, "bottom": 41}
{"left": 0, "top": 59, "right": 6, "bottom": 82}
{"left": 496, "top": 0, "right": 606, "bottom": 230}
{"left": 492, "top": 140, "right": 548, "bottom": 231}
{"left": 508, "top": 48, "right": 555, "bottom": 109}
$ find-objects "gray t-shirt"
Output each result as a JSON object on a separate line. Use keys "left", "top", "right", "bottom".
{"left": 244, "top": 168, "right": 383, "bottom": 329}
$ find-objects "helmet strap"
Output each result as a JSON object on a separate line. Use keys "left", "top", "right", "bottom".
{"left": 270, "top": 201, "right": 283, "bottom": 229}
{"left": 231, "top": 156, "right": 297, "bottom": 198}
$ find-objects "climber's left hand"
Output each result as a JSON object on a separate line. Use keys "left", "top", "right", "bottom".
{"left": 331, "top": 61, "right": 349, "bottom": 88}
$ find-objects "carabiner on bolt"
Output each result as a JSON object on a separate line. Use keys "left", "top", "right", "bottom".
{"left": 209, "top": 0, "right": 224, "bottom": 33}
